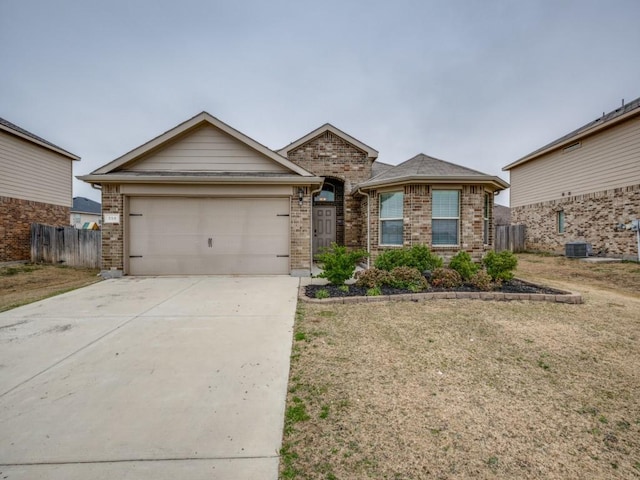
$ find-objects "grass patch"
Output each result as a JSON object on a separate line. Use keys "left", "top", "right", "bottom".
{"left": 0, "top": 263, "right": 101, "bottom": 312}
{"left": 280, "top": 253, "right": 640, "bottom": 478}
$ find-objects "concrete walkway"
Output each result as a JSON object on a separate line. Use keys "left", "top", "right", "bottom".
{"left": 0, "top": 276, "right": 299, "bottom": 479}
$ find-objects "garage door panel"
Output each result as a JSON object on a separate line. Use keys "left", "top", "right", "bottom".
{"left": 128, "top": 197, "right": 290, "bottom": 275}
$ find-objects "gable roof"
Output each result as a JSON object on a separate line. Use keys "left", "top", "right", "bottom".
{"left": 89, "top": 112, "right": 315, "bottom": 177}
{"left": 0, "top": 117, "right": 80, "bottom": 160}
{"left": 356, "top": 153, "right": 509, "bottom": 191}
{"left": 277, "top": 123, "right": 378, "bottom": 158}
{"left": 504, "top": 96, "right": 640, "bottom": 171}
{"left": 72, "top": 197, "right": 101, "bottom": 214}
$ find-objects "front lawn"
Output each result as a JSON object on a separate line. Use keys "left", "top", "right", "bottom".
{"left": 0, "top": 263, "right": 101, "bottom": 312}
{"left": 280, "top": 254, "right": 640, "bottom": 479}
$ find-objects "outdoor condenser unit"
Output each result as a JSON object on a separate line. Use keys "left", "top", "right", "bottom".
{"left": 565, "top": 242, "right": 589, "bottom": 258}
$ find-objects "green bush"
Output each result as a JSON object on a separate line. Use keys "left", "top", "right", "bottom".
{"left": 389, "top": 266, "right": 429, "bottom": 291}
{"left": 316, "top": 243, "right": 369, "bottom": 285}
{"left": 374, "top": 244, "right": 443, "bottom": 272}
{"left": 315, "top": 288, "right": 330, "bottom": 299}
{"left": 366, "top": 286, "right": 382, "bottom": 296}
{"left": 430, "top": 268, "right": 463, "bottom": 289}
{"left": 449, "top": 251, "right": 479, "bottom": 281}
{"left": 482, "top": 250, "right": 518, "bottom": 281}
{"left": 469, "top": 270, "right": 493, "bottom": 291}
{"left": 354, "top": 267, "right": 393, "bottom": 288}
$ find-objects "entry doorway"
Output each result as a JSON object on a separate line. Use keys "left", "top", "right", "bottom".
{"left": 313, "top": 206, "right": 336, "bottom": 255}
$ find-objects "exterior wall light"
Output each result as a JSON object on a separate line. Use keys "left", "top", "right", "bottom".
{"left": 298, "top": 188, "right": 304, "bottom": 206}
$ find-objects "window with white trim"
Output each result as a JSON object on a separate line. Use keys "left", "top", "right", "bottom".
{"left": 483, "top": 193, "right": 490, "bottom": 244}
{"left": 380, "top": 191, "right": 403, "bottom": 246}
{"left": 432, "top": 190, "right": 459, "bottom": 245}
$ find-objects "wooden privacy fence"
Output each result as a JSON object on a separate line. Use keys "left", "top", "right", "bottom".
{"left": 495, "top": 224, "right": 526, "bottom": 253}
{"left": 31, "top": 223, "right": 101, "bottom": 269}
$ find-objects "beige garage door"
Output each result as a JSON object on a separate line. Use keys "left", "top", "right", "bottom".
{"left": 128, "top": 197, "right": 290, "bottom": 275}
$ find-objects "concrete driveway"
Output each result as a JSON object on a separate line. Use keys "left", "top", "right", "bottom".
{"left": 0, "top": 276, "right": 299, "bottom": 479}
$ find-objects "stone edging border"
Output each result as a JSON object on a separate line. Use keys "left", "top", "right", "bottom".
{"left": 299, "top": 280, "right": 583, "bottom": 305}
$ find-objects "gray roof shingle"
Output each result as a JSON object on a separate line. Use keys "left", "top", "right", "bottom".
{"left": 72, "top": 197, "right": 101, "bottom": 214}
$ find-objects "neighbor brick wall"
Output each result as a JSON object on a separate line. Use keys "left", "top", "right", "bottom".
{"left": 287, "top": 131, "right": 374, "bottom": 248}
{"left": 367, "top": 185, "right": 493, "bottom": 264}
{"left": 512, "top": 184, "right": 640, "bottom": 259}
{"left": 0, "top": 196, "right": 69, "bottom": 262}
{"left": 100, "top": 184, "right": 124, "bottom": 272}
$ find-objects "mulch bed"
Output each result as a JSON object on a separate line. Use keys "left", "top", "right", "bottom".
{"left": 305, "top": 278, "right": 566, "bottom": 298}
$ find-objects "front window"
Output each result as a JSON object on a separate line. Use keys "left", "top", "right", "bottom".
{"left": 380, "top": 191, "right": 403, "bottom": 245}
{"left": 557, "top": 210, "right": 565, "bottom": 233}
{"left": 432, "top": 190, "right": 459, "bottom": 245}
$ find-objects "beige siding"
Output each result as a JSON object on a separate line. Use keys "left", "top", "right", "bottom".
{"left": 510, "top": 115, "right": 640, "bottom": 207}
{"left": 125, "top": 124, "right": 290, "bottom": 173}
{"left": 0, "top": 132, "right": 72, "bottom": 207}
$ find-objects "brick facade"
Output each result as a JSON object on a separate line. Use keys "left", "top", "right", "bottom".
{"left": 100, "top": 184, "right": 124, "bottom": 272}
{"left": 290, "top": 185, "right": 313, "bottom": 272}
{"left": 366, "top": 185, "right": 493, "bottom": 264}
{"left": 287, "top": 131, "right": 374, "bottom": 249}
{"left": 0, "top": 196, "right": 69, "bottom": 262}
{"left": 512, "top": 184, "right": 640, "bottom": 259}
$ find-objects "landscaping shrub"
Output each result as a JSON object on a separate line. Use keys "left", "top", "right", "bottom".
{"left": 430, "top": 268, "right": 463, "bottom": 289}
{"left": 448, "top": 251, "right": 479, "bottom": 281}
{"left": 366, "top": 286, "right": 382, "bottom": 296}
{"left": 374, "top": 244, "right": 443, "bottom": 272}
{"left": 316, "top": 243, "right": 369, "bottom": 285}
{"left": 483, "top": 250, "right": 518, "bottom": 281}
{"left": 355, "top": 268, "right": 393, "bottom": 288}
{"left": 389, "top": 266, "right": 429, "bottom": 291}
{"left": 469, "top": 270, "right": 493, "bottom": 291}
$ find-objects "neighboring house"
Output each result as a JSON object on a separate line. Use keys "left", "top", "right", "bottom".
{"left": 503, "top": 97, "right": 640, "bottom": 259}
{"left": 79, "top": 112, "right": 508, "bottom": 277}
{"left": 0, "top": 117, "right": 80, "bottom": 262}
{"left": 493, "top": 204, "right": 511, "bottom": 226}
{"left": 71, "top": 196, "right": 102, "bottom": 229}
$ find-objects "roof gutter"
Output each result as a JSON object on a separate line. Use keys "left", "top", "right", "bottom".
{"left": 354, "top": 175, "right": 509, "bottom": 193}
{"left": 77, "top": 174, "right": 325, "bottom": 186}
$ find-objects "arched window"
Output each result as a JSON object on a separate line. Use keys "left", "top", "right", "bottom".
{"left": 314, "top": 183, "right": 335, "bottom": 202}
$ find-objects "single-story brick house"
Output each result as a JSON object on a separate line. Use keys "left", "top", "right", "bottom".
{"left": 79, "top": 112, "right": 508, "bottom": 276}
{"left": 0, "top": 117, "right": 80, "bottom": 262}
{"left": 503, "top": 96, "right": 640, "bottom": 259}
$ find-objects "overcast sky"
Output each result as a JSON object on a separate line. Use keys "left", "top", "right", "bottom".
{"left": 2, "top": 0, "right": 639, "bottom": 206}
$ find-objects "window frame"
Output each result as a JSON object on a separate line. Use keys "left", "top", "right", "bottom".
{"left": 314, "top": 183, "right": 335, "bottom": 202}
{"left": 483, "top": 192, "right": 490, "bottom": 245}
{"left": 432, "top": 189, "right": 460, "bottom": 246}
{"left": 557, "top": 210, "right": 565, "bottom": 234}
{"left": 379, "top": 191, "right": 404, "bottom": 246}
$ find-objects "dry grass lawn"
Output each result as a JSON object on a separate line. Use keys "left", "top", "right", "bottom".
{"left": 0, "top": 263, "right": 101, "bottom": 312}
{"left": 281, "top": 254, "right": 640, "bottom": 479}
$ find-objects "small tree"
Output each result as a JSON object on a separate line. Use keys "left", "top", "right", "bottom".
{"left": 316, "top": 243, "right": 369, "bottom": 285}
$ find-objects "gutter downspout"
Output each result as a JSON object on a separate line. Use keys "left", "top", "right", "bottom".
{"left": 357, "top": 188, "right": 371, "bottom": 268}
{"left": 310, "top": 184, "right": 323, "bottom": 275}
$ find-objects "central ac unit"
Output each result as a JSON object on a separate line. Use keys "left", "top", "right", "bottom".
{"left": 565, "top": 242, "right": 589, "bottom": 258}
